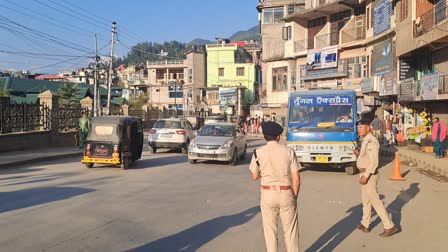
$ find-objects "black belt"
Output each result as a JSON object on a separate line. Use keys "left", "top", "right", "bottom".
{"left": 359, "top": 168, "right": 378, "bottom": 175}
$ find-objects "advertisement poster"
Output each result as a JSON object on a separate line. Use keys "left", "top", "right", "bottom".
{"left": 372, "top": 39, "right": 393, "bottom": 76}
{"left": 421, "top": 72, "right": 439, "bottom": 100}
{"left": 361, "top": 77, "right": 374, "bottom": 93}
{"left": 398, "top": 78, "right": 416, "bottom": 101}
{"left": 373, "top": 0, "right": 391, "bottom": 36}
{"left": 306, "top": 46, "right": 338, "bottom": 70}
{"left": 219, "top": 87, "right": 237, "bottom": 110}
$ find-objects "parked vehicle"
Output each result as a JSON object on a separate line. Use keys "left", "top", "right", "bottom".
{"left": 148, "top": 118, "right": 196, "bottom": 154}
{"left": 204, "top": 115, "right": 226, "bottom": 124}
{"left": 188, "top": 122, "right": 247, "bottom": 165}
{"left": 81, "top": 116, "right": 143, "bottom": 170}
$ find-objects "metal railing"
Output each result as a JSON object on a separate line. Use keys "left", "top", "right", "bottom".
{"left": 58, "top": 106, "right": 89, "bottom": 132}
{"left": 315, "top": 31, "right": 339, "bottom": 48}
{"left": 294, "top": 40, "right": 307, "bottom": 52}
{"left": 414, "top": 0, "right": 448, "bottom": 37}
{"left": 0, "top": 103, "right": 50, "bottom": 134}
{"left": 341, "top": 27, "right": 366, "bottom": 44}
{"left": 147, "top": 60, "right": 184, "bottom": 65}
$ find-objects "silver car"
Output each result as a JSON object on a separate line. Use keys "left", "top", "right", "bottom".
{"left": 188, "top": 123, "right": 247, "bottom": 165}
{"left": 148, "top": 118, "right": 196, "bottom": 154}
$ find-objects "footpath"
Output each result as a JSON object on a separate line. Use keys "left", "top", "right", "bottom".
{"left": 248, "top": 133, "right": 448, "bottom": 178}
{"left": 0, "top": 146, "right": 83, "bottom": 169}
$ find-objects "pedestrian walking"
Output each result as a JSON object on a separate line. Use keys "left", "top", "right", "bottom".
{"left": 78, "top": 111, "right": 90, "bottom": 148}
{"left": 432, "top": 117, "right": 447, "bottom": 159}
{"left": 249, "top": 121, "right": 301, "bottom": 252}
{"left": 353, "top": 118, "right": 398, "bottom": 237}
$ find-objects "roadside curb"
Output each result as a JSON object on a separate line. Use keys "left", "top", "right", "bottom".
{"left": 381, "top": 148, "right": 448, "bottom": 178}
{"left": 0, "top": 151, "right": 83, "bottom": 169}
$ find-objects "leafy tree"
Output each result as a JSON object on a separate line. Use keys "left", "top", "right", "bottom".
{"left": 121, "top": 41, "right": 187, "bottom": 66}
{"left": 58, "top": 83, "right": 81, "bottom": 106}
{"left": 128, "top": 92, "right": 148, "bottom": 109}
{"left": 0, "top": 90, "right": 10, "bottom": 97}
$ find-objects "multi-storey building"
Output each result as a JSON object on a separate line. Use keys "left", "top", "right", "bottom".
{"left": 258, "top": 0, "right": 399, "bottom": 123}
{"left": 184, "top": 47, "right": 207, "bottom": 116}
{"left": 205, "top": 42, "right": 257, "bottom": 116}
{"left": 147, "top": 59, "right": 187, "bottom": 114}
{"left": 396, "top": 0, "right": 448, "bottom": 122}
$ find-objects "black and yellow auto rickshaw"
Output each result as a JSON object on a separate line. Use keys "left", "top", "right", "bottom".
{"left": 81, "top": 116, "right": 143, "bottom": 169}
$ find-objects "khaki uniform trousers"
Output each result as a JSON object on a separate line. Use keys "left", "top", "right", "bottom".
{"left": 260, "top": 189, "right": 299, "bottom": 252}
{"left": 360, "top": 174, "right": 394, "bottom": 229}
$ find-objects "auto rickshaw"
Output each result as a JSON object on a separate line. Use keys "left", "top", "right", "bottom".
{"left": 81, "top": 116, "right": 143, "bottom": 169}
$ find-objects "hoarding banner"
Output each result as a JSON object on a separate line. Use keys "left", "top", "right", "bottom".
{"left": 379, "top": 71, "right": 397, "bottom": 96}
{"left": 421, "top": 73, "right": 439, "bottom": 100}
{"left": 399, "top": 58, "right": 416, "bottom": 80}
{"left": 300, "top": 59, "right": 347, "bottom": 80}
{"left": 219, "top": 87, "right": 237, "bottom": 109}
{"left": 361, "top": 77, "right": 374, "bottom": 93}
{"left": 398, "top": 78, "right": 416, "bottom": 102}
{"left": 306, "top": 46, "right": 338, "bottom": 70}
{"left": 372, "top": 39, "right": 393, "bottom": 76}
{"left": 373, "top": 0, "right": 391, "bottom": 36}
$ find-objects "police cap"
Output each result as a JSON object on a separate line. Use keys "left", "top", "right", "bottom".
{"left": 357, "top": 118, "right": 371, "bottom": 126}
{"left": 262, "top": 121, "right": 283, "bottom": 136}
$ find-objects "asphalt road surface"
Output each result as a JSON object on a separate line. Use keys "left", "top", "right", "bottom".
{"left": 0, "top": 138, "right": 447, "bottom": 252}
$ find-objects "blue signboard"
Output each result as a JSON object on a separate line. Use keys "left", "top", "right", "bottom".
{"left": 373, "top": 0, "right": 391, "bottom": 36}
{"left": 292, "top": 95, "right": 353, "bottom": 107}
{"left": 361, "top": 77, "right": 374, "bottom": 93}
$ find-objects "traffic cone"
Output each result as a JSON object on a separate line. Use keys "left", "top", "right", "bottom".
{"left": 389, "top": 153, "right": 405, "bottom": 181}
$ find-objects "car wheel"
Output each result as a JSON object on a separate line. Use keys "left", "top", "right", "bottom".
{"left": 121, "top": 158, "right": 130, "bottom": 170}
{"left": 85, "top": 163, "right": 94, "bottom": 168}
{"left": 152, "top": 146, "right": 157, "bottom": 153}
{"left": 189, "top": 159, "right": 197, "bottom": 164}
{"left": 240, "top": 144, "right": 247, "bottom": 160}
{"left": 229, "top": 148, "right": 238, "bottom": 166}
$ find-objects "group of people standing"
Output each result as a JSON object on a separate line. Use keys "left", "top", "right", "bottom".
{"left": 243, "top": 116, "right": 264, "bottom": 135}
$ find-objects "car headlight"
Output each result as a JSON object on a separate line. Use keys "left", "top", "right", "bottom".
{"left": 221, "top": 140, "right": 234, "bottom": 149}
{"left": 189, "top": 139, "right": 196, "bottom": 148}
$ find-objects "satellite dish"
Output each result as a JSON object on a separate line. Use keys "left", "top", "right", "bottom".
{"left": 415, "top": 17, "right": 422, "bottom": 25}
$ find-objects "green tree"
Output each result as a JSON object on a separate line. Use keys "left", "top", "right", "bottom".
{"left": 58, "top": 83, "right": 81, "bottom": 106}
{"left": 0, "top": 90, "right": 10, "bottom": 97}
{"left": 128, "top": 92, "right": 148, "bottom": 109}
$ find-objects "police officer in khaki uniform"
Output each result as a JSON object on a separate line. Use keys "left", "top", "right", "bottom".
{"left": 354, "top": 118, "right": 398, "bottom": 237}
{"left": 249, "top": 121, "right": 301, "bottom": 252}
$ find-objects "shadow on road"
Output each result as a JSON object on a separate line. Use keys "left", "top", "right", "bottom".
{"left": 0, "top": 168, "right": 44, "bottom": 176}
{"left": 305, "top": 203, "right": 362, "bottom": 252}
{"left": 2, "top": 172, "right": 82, "bottom": 187}
{"left": 370, "top": 182, "right": 420, "bottom": 231}
{"left": 133, "top": 155, "right": 188, "bottom": 169}
{"left": 0, "top": 186, "right": 95, "bottom": 213}
{"left": 125, "top": 206, "right": 260, "bottom": 252}
{"left": 306, "top": 183, "right": 420, "bottom": 251}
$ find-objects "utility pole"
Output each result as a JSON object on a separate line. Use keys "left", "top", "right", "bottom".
{"left": 106, "top": 21, "right": 116, "bottom": 115}
{"left": 93, "top": 34, "right": 100, "bottom": 117}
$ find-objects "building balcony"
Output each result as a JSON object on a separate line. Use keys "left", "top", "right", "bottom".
{"left": 262, "top": 39, "right": 285, "bottom": 61}
{"left": 314, "top": 31, "right": 339, "bottom": 49}
{"left": 340, "top": 26, "right": 366, "bottom": 44}
{"left": 284, "top": 0, "right": 354, "bottom": 22}
{"left": 414, "top": 1, "right": 448, "bottom": 38}
{"left": 294, "top": 39, "right": 307, "bottom": 53}
{"left": 147, "top": 60, "right": 186, "bottom": 69}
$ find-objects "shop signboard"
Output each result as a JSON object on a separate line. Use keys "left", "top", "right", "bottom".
{"left": 421, "top": 72, "right": 439, "bottom": 100}
{"left": 398, "top": 78, "right": 416, "bottom": 101}
{"left": 361, "top": 77, "right": 374, "bottom": 93}
{"left": 373, "top": 0, "right": 391, "bottom": 36}
{"left": 379, "top": 71, "right": 397, "bottom": 96}
{"left": 219, "top": 87, "right": 237, "bottom": 110}
{"left": 300, "top": 59, "right": 347, "bottom": 81}
{"left": 399, "top": 58, "right": 416, "bottom": 80}
{"left": 342, "top": 78, "right": 362, "bottom": 92}
{"left": 306, "top": 46, "right": 338, "bottom": 70}
{"left": 372, "top": 39, "right": 393, "bottom": 76}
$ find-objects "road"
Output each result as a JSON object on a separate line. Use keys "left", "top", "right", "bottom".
{"left": 0, "top": 138, "right": 447, "bottom": 252}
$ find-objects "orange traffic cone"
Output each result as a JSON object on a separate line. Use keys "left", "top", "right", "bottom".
{"left": 389, "top": 153, "right": 405, "bottom": 181}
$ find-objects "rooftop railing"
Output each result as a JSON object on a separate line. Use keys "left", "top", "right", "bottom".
{"left": 414, "top": 0, "right": 448, "bottom": 37}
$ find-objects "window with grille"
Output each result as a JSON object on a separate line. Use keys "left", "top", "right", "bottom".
{"left": 400, "top": 0, "right": 408, "bottom": 21}
{"left": 282, "top": 26, "right": 292, "bottom": 40}
{"left": 236, "top": 67, "right": 245, "bottom": 76}
{"left": 219, "top": 68, "right": 224, "bottom": 76}
{"left": 272, "top": 67, "right": 288, "bottom": 92}
{"left": 347, "top": 56, "right": 368, "bottom": 79}
{"left": 262, "top": 7, "right": 284, "bottom": 24}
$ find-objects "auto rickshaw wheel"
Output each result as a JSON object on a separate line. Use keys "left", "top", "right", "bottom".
{"left": 121, "top": 158, "right": 130, "bottom": 170}
{"left": 85, "top": 163, "right": 94, "bottom": 168}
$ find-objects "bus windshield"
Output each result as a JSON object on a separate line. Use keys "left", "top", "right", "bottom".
{"left": 289, "top": 95, "right": 355, "bottom": 131}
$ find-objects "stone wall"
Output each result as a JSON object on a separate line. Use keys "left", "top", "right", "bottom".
{"left": 0, "top": 131, "right": 76, "bottom": 152}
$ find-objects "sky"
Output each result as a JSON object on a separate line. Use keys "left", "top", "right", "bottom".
{"left": 0, "top": 0, "right": 258, "bottom": 74}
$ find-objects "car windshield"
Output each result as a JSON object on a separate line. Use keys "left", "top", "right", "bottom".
{"left": 199, "top": 125, "right": 234, "bottom": 137}
{"left": 153, "top": 120, "right": 182, "bottom": 129}
{"left": 289, "top": 95, "right": 354, "bottom": 131}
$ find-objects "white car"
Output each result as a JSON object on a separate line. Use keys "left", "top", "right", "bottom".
{"left": 188, "top": 123, "right": 247, "bottom": 165}
{"left": 148, "top": 118, "right": 196, "bottom": 154}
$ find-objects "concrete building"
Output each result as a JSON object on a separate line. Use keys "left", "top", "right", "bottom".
{"left": 395, "top": 0, "right": 448, "bottom": 123}
{"left": 184, "top": 47, "right": 207, "bottom": 116}
{"left": 205, "top": 42, "right": 257, "bottom": 116}
{"left": 258, "top": 0, "right": 399, "bottom": 123}
{"left": 147, "top": 59, "right": 187, "bottom": 115}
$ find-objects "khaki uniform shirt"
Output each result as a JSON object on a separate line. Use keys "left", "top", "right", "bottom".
{"left": 356, "top": 133, "right": 379, "bottom": 174}
{"left": 249, "top": 141, "right": 301, "bottom": 186}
